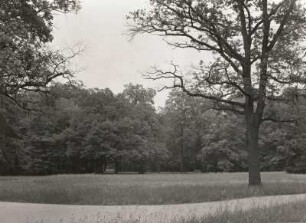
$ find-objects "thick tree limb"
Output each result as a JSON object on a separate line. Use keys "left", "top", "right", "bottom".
{"left": 213, "top": 101, "right": 244, "bottom": 115}
{"left": 145, "top": 64, "right": 245, "bottom": 108}
{"left": 268, "top": 0, "right": 297, "bottom": 51}
{"left": 261, "top": 117, "right": 296, "bottom": 124}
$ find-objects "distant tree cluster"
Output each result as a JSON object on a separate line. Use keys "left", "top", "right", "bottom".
{"left": 1, "top": 83, "right": 305, "bottom": 175}
{"left": 162, "top": 88, "right": 306, "bottom": 174}
{"left": 0, "top": 83, "right": 168, "bottom": 175}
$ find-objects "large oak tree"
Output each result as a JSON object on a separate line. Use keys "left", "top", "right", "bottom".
{"left": 128, "top": 0, "right": 306, "bottom": 185}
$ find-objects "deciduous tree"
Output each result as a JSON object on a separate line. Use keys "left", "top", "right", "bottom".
{"left": 128, "top": 0, "right": 306, "bottom": 185}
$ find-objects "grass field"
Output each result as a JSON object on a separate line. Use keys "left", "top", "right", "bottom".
{"left": 178, "top": 200, "right": 306, "bottom": 223}
{"left": 0, "top": 172, "right": 305, "bottom": 205}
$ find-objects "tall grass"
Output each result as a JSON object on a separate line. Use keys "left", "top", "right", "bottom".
{"left": 0, "top": 172, "right": 305, "bottom": 205}
{"left": 177, "top": 200, "right": 306, "bottom": 223}
{"left": 23, "top": 200, "right": 306, "bottom": 223}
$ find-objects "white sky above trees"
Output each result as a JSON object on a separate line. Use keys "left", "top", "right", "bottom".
{"left": 53, "top": 0, "right": 208, "bottom": 108}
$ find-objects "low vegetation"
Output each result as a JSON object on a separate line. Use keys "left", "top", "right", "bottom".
{"left": 178, "top": 200, "right": 306, "bottom": 223}
{"left": 17, "top": 198, "right": 306, "bottom": 223}
{"left": 0, "top": 172, "right": 305, "bottom": 205}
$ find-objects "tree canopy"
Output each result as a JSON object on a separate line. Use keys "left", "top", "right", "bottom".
{"left": 0, "top": 0, "right": 80, "bottom": 106}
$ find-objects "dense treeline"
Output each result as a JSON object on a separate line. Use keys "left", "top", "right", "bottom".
{"left": 1, "top": 83, "right": 305, "bottom": 175}
{"left": 1, "top": 83, "right": 167, "bottom": 174}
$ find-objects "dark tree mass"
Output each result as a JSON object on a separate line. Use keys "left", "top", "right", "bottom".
{"left": 0, "top": 0, "right": 306, "bottom": 180}
{"left": 1, "top": 83, "right": 305, "bottom": 175}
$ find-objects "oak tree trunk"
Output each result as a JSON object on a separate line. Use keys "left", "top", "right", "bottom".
{"left": 246, "top": 123, "right": 262, "bottom": 186}
{"left": 179, "top": 117, "right": 185, "bottom": 173}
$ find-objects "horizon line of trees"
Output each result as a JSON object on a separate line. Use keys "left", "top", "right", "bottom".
{"left": 1, "top": 82, "right": 305, "bottom": 175}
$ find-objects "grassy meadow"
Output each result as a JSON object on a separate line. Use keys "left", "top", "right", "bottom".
{"left": 179, "top": 200, "right": 306, "bottom": 223}
{"left": 0, "top": 172, "right": 305, "bottom": 205}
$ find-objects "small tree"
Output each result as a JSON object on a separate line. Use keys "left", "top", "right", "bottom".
{"left": 128, "top": 0, "right": 306, "bottom": 185}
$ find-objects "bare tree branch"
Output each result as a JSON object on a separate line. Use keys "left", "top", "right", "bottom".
{"left": 145, "top": 63, "right": 245, "bottom": 108}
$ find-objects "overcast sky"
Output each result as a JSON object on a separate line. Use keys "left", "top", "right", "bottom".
{"left": 52, "top": 0, "right": 208, "bottom": 108}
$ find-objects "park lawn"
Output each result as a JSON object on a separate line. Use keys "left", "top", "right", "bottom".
{"left": 179, "top": 200, "right": 306, "bottom": 223}
{"left": 0, "top": 172, "right": 305, "bottom": 205}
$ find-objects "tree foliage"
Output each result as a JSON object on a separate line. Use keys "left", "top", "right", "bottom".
{"left": 0, "top": 0, "right": 80, "bottom": 106}
{"left": 1, "top": 84, "right": 305, "bottom": 175}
